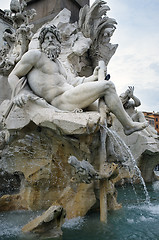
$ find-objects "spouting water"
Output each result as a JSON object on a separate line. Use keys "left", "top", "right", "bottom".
{"left": 101, "top": 125, "right": 150, "bottom": 204}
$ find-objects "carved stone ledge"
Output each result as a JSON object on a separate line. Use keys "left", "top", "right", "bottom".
{"left": 0, "top": 100, "right": 100, "bottom": 135}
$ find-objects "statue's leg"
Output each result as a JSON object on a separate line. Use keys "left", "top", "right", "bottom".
{"left": 137, "top": 112, "right": 158, "bottom": 135}
{"left": 51, "top": 80, "right": 148, "bottom": 135}
{"left": 102, "top": 83, "right": 148, "bottom": 135}
{"left": 51, "top": 81, "right": 108, "bottom": 110}
{"left": 136, "top": 112, "right": 146, "bottom": 122}
{"left": 132, "top": 112, "right": 157, "bottom": 137}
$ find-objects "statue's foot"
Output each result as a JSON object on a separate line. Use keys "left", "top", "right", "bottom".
{"left": 124, "top": 121, "right": 149, "bottom": 135}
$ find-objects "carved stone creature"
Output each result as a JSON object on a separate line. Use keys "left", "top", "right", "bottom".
{"left": 68, "top": 156, "right": 119, "bottom": 183}
{"left": 68, "top": 156, "right": 99, "bottom": 183}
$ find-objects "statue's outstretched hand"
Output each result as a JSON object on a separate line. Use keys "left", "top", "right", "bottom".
{"left": 83, "top": 66, "right": 100, "bottom": 82}
{"left": 13, "top": 92, "right": 32, "bottom": 108}
{"left": 13, "top": 92, "right": 70, "bottom": 112}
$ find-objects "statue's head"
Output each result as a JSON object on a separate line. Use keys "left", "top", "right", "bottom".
{"left": 38, "top": 25, "right": 61, "bottom": 46}
{"left": 38, "top": 25, "right": 61, "bottom": 60}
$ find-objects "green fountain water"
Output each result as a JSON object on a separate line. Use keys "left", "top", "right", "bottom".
{"left": 0, "top": 182, "right": 159, "bottom": 240}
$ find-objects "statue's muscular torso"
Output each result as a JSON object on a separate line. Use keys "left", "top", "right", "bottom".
{"left": 27, "top": 51, "right": 73, "bottom": 103}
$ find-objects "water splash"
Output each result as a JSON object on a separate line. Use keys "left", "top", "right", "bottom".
{"left": 153, "top": 181, "right": 159, "bottom": 191}
{"left": 102, "top": 126, "right": 150, "bottom": 204}
{"left": 62, "top": 216, "right": 85, "bottom": 229}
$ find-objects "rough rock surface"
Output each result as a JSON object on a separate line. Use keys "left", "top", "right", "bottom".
{"left": 0, "top": 106, "right": 122, "bottom": 216}
{"left": 22, "top": 205, "right": 66, "bottom": 238}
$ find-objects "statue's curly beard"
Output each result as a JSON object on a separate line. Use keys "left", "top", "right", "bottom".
{"left": 42, "top": 44, "right": 61, "bottom": 61}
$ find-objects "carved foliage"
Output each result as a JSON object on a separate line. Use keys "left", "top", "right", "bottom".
{"left": 78, "top": 0, "right": 118, "bottom": 66}
{"left": 0, "top": 0, "right": 36, "bottom": 76}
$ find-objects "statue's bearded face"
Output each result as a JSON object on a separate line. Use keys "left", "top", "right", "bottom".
{"left": 41, "top": 32, "right": 61, "bottom": 60}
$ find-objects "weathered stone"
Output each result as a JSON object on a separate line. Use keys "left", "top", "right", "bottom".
{"left": 0, "top": 122, "right": 100, "bottom": 211}
{"left": 0, "top": 100, "right": 30, "bottom": 130}
{"left": 24, "top": 0, "right": 89, "bottom": 30}
{"left": 0, "top": 194, "right": 27, "bottom": 211}
{"left": 112, "top": 166, "right": 134, "bottom": 185}
{"left": 0, "top": 75, "right": 11, "bottom": 105}
{"left": 1, "top": 100, "right": 100, "bottom": 135}
{"left": 100, "top": 162, "right": 119, "bottom": 180}
{"left": 138, "top": 150, "right": 159, "bottom": 182}
{"left": 53, "top": 183, "right": 96, "bottom": 219}
{"left": 22, "top": 205, "right": 66, "bottom": 238}
{"left": 107, "top": 187, "right": 122, "bottom": 210}
{"left": 0, "top": 169, "right": 24, "bottom": 196}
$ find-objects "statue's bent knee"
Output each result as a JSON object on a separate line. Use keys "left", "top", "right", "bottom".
{"left": 104, "top": 81, "right": 115, "bottom": 91}
{"left": 108, "top": 81, "right": 115, "bottom": 88}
